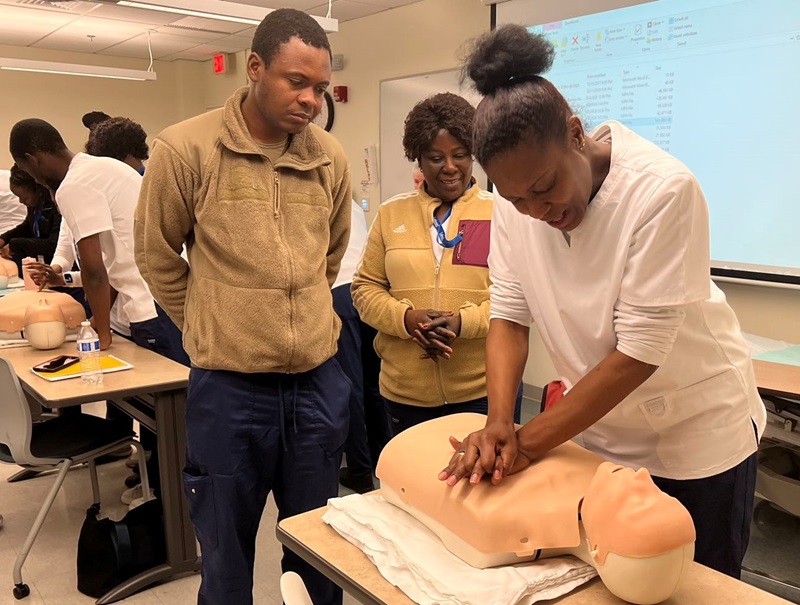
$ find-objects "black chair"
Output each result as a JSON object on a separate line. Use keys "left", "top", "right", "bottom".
{"left": 0, "top": 356, "right": 151, "bottom": 600}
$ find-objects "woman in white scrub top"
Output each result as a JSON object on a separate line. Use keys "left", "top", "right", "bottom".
{"left": 439, "top": 25, "right": 766, "bottom": 579}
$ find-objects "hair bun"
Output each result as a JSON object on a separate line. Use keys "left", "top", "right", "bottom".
{"left": 464, "top": 24, "right": 555, "bottom": 96}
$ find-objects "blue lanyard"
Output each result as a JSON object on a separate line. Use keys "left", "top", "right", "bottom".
{"left": 433, "top": 206, "right": 463, "bottom": 248}
{"left": 33, "top": 209, "right": 42, "bottom": 238}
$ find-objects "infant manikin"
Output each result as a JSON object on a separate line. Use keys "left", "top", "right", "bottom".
{"left": 0, "top": 290, "right": 86, "bottom": 349}
{"left": 376, "top": 413, "right": 695, "bottom": 605}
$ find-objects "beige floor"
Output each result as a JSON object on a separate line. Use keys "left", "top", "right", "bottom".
{"left": 0, "top": 403, "right": 359, "bottom": 605}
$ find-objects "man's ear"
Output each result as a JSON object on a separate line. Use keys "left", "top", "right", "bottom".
{"left": 246, "top": 51, "right": 263, "bottom": 83}
{"left": 24, "top": 152, "right": 39, "bottom": 169}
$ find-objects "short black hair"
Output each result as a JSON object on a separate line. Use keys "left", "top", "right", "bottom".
{"left": 9, "top": 118, "right": 68, "bottom": 161}
{"left": 9, "top": 163, "right": 50, "bottom": 204}
{"left": 402, "top": 93, "right": 476, "bottom": 163}
{"left": 462, "top": 24, "right": 572, "bottom": 166}
{"left": 251, "top": 8, "right": 331, "bottom": 68}
{"left": 82, "top": 111, "right": 111, "bottom": 130}
{"left": 86, "top": 117, "right": 149, "bottom": 162}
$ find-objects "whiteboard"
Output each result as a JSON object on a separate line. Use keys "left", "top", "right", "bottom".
{"left": 379, "top": 69, "right": 487, "bottom": 203}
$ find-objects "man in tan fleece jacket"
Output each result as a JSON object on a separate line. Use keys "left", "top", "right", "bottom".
{"left": 134, "top": 9, "right": 351, "bottom": 605}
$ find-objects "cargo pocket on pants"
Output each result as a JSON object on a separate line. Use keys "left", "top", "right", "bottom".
{"left": 182, "top": 471, "right": 218, "bottom": 551}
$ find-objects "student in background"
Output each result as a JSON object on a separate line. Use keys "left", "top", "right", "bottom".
{"left": 334, "top": 200, "right": 392, "bottom": 494}
{"left": 352, "top": 93, "right": 522, "bottom": 436}
{"left": 10, "top": 118, "right": 187, "bottom": 365}
{"left": 81, "top": 110, "right": 110, "bottom": 132}
{"left": 87, "top": 117, "right": 149, "bottom": 175}
{"left": 0, "top": 165, "right": 61, "bottom": 276}
{"left": 135, "top": 9, "right": 351, "bottom": 605}
{"left": 440, "top": 25, "right": 765, "bottom": 579}
{"left": 0, "top": 169, "right": 27, "bottom": 234}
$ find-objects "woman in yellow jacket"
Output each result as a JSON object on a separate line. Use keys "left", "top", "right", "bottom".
{"left": 352, "top": 92, "right": 522, "bottom": 435}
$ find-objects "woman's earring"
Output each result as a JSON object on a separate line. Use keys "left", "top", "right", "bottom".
{"left": 579, "top": 138, "right": 586, "bottom": 151}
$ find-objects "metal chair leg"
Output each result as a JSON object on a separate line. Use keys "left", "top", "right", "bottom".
{"left": 88, "top": 459, "right": 101, "bottom": 505}
{"left": 130, "top": 441, "right": 151, "bottom": 503}
{"left": 13, "top": 459, "right": 72, "bottom": 586}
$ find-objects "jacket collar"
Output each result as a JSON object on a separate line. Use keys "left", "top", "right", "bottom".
{"left": 419, "top": 177, "right": 481, "bottom": 220}
{"left": 219, "top": 87, "right": 331, "bottom": 172}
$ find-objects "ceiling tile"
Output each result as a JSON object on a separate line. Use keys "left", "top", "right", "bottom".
{"left": 31, "top": 16, "right": 155, "bottom": 53}
{"left": 158, "top": 48, "right": 220, "bottom": 62}
{"left": 220, "top": 0, "right": 321, "bottom": 9}
{"left": 0, "top": 4, "right": 81, "bottom": 45}
{"left": 308, "top": 1, "right": 383, "bottom": 22}
{"left": 86, "top": 4, "right": 185, "bottom": 27}
{"left": 98, "top": 30, "right": 206, "bottom": 60}
{"left": 0, "top": 0, "right": 98, "bottom": 15}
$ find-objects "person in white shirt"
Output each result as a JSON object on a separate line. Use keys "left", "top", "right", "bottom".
{"left": 0, "top": 169, "right": 27, "bottom": 234}
{"left": 9, "top": 118, "right": 187, "bottom": 366}
{"left": 439, "top": 25, "right": 766, "bottom": 579}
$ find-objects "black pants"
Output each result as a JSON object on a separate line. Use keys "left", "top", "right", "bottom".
{"left": 653, "top": 452, "right": 758, "bottom": 578}
{"left": 332, "top": 284, "right": 391, "bottom": 475}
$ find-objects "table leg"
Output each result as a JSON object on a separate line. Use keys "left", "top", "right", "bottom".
{"left": 154, "top": 388, "right": 199, "bottom": 563}
{"left": 95, "top": 388, "right": 201, "bottom": 605}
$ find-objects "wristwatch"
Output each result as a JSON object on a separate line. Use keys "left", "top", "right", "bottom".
{"left": 63, "top": 272, "right": 73, "bottom": 285}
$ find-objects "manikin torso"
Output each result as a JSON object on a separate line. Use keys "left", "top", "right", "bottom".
{"left": 0, "top": 290, "right": 86, "bottom": 349}
{"left": 376, "top": 413, "right": 696, "bottom": 605}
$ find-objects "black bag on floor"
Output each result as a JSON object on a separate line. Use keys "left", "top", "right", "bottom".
{"left": 76, "top": 499, "right": 166, "bottom": 598}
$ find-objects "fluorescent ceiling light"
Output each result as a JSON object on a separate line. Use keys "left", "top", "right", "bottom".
{"left": 0, "top": 58, "right": 156, "bottom": 81}
{"left": 117, "top": 0, "right": 338, "bottom": 33}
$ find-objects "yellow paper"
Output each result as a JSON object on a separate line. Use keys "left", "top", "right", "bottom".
{"left": 31, "top": 354, "right": 133, "bottom": 382}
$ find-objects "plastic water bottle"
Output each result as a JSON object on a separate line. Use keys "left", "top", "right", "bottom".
{"left": 77, "top": 321, "right": 103, "bottom": 385}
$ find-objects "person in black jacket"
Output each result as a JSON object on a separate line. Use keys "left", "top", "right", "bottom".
{"left": 0, "top": 165, "right": 61, "bottom": 277}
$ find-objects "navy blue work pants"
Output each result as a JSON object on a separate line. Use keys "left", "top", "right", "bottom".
{"left": 653, "top": 451, "right": 757, "bottom": 579}
{"left": 332, "top": 284, "right": 391, "bottom": 475}
{"left": 183, "top": 358, "right": 350, "bottom": 605}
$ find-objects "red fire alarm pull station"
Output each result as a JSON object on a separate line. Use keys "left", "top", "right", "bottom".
{"left": 333, "top": 85, "right": 348, "bottom": 103}
{"left": 213, "top": 54, "right": 226, "bottom": 75}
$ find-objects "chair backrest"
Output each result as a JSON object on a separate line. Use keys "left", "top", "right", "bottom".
{"left": 0, "top": 356, "right": 34, "bottom": 465}
{"left": 279, "top": 572, "right": 313, "bottom": 605}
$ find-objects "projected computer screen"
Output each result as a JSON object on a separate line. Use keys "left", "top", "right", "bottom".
{"left": 513, "top": 0, "right": 800, "bottom": 284}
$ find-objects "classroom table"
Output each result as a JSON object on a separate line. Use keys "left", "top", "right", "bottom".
{"left": 276, "top": 501, "right": 792, "bottom": 605}
{"left": 1, "top": 340, "right": 199, "bottom": 604}
{"left": 753, "top": 359, "right": 800, "bottom": 401}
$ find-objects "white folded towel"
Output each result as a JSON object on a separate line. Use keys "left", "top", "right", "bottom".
{"left": 323, "top": 494, "right": 597, "bottom": 605}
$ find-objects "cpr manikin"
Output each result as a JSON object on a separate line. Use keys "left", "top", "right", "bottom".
{"left": 0, "top": 257, "right": 19, "bottom": 288}
{"left": 0, "top": 290, "right": 86, "bottom": 349}
{"left": 376, "top": 413, "right": 696, "bottom": 605}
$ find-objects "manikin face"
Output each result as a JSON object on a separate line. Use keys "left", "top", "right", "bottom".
{"left": 246, "top": 36, "right": 331, "bottom": 142}
{"left": 418, "top": 129, "right": 473, "bottom": 203}
{"left": 9, "top": 183, "right": 40, "bottom": 209}
{"left": 581, "top": 462, "right": 696, "bottom": 564}
{"left": 486, "top": 124, "right": 595, "bottom": 232}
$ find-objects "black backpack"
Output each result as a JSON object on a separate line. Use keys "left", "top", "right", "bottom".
{"left": 76, "top": 499, "right": 166, "bottom": 598}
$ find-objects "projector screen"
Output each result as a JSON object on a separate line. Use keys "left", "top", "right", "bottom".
{"left": 496, "top": 0, "right": 800, "bottom": 287}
